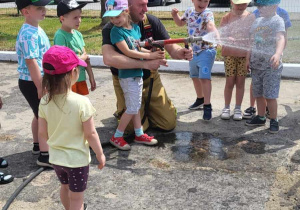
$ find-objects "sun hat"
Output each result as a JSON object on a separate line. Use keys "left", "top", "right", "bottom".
{"left": 232, "top": 0, "right": 252, "bottom": 4}
{"left": 15, "top": 0, "right": 52, "bottom": 11}
{"left": 43, "top": 45, "right": 87, "bottom": 75}
{"left": 103, "top": 0, "right": 128, "bottom": 18}
{"left": 57, "top": 0, "right": 87, "bottom": 17}
{"left": 254, "top": 0, "right": 281, "bottom": 6}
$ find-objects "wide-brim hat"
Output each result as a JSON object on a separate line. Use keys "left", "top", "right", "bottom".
{"left": 16, "top": 0, "right": 52, "bottom": 10}
{"left": 57, "top": 0, "right": 87, "bottom": 17}
{"left": 232, "top": 0, "right": 252, "bottom": 4}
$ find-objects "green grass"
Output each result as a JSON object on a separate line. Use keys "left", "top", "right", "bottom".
{"left": 0, "top": 9, "right": 299, "bottom": 63}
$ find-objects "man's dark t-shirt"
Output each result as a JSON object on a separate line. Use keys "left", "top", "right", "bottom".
{"left": 102, "top": 14, "right": 170, "bottom": 79}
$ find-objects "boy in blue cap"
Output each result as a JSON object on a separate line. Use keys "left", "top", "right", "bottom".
{"left": 245, "top": 0, "right": 285, "bottom": 133}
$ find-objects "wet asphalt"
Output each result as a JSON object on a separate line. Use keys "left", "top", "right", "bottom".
{"left": 1, "top": 61, "right": 300, "bottom": 210}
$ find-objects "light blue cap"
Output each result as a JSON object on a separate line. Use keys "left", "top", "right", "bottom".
{"left": 103, "top": 0, "right": 128, "bottom": 17}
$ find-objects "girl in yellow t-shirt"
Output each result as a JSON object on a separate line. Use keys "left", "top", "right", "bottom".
{"left": 38, "top": 45, "right": 106, "bottom": 210}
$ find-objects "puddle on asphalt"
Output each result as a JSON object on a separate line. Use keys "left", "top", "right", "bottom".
{"left": 156, "top": 132, "right": 266, "bottom": 162}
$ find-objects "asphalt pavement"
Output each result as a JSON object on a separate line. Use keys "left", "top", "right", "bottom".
{"left": 1, "top": 61, "right": 300, "bottom": 209}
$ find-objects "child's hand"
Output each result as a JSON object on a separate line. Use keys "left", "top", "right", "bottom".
{"left": 37, "top": 87, "right": 43, "bottom": 99}
{"left": 270, "top": 53, "right": 281, "bottom": 69}
{"left": 149, "top": 51, "right": 165, "bottom": 60}
{"left": 81, "top": 53, "right": 89, "bottom": 61}
{"left": 171, "top": 8, "right": 179, "bottom": 17}
{"left": 90, "top": 78, "right": 96, "bottom": 91}
{"left": 97, "top": 153, "right": 106, "bottom": 170}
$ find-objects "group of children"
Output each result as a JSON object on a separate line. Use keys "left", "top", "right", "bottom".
{"left": 11, "top": 0, "right": 289, "bottom": 208}
{"left": 172, "top": 0, "right": 290, "bottom": 134}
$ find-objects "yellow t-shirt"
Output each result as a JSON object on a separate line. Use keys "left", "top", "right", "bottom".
{"left": 39, "top": 92, "right": 96, "bottom": 168}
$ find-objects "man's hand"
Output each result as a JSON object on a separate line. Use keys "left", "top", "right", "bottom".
{"left": 270, "top": 53, "right": 281, "bottom": 69}
{"left": 177, "top": 47, "right": 193, "bottom": 61}
{"left": 143, "top": 59, "right": 168, "bottom": 70}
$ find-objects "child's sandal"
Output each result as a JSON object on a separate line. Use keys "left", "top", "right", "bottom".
{"left": 0, "top": 171, "right": 14, "bottom": 184}
{"left": 0, "top": 158, "right": 8, "bottom": 168}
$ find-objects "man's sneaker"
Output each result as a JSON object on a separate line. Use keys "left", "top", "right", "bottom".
{"left": 245, "top": 115, "right": 266, "bottom": 126}
{"left": 220, "top": 108, "right": 230, "bottom": 120}
{"left": 135, "top": 134, "right": 158, "bottom": 145}
{"left": 203, "top": 105, "right": 212, "bottom": 121}
{"left": 243, "top": 107, "right": 256, "bottom": 119}
{"left": 269, "top": 119, "right": 279, "bottom": 134}
{"left": 189, "top": 98, "right": 204, "bottom": 110}
{"left": 32, "top": 143, "right": 40, "bottom": 155}
{"left": 110, "top": 136, "right": 131, "bottom": 150}
{"left": 233, "top": 109, "right": 243, "bottom": 121}
{"left": 37, "top": 153, "right": 53, "bottom": 168}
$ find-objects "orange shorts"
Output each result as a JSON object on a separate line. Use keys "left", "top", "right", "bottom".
{"left": 72, "top": 81, "right": 89, "bottom": 95}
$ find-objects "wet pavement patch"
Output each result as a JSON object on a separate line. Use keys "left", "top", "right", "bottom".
{"left": 156, "top": 132, "right": 267, "bottom": 162}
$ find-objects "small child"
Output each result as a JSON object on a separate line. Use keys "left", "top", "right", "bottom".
{"left": 103, "top": 0, "right": 164, "bottom": 150}
{"left": 245, "top": 0, "right": 285, "bottom": 133}
{"left": 15, "top": 0, "right": 52, "bottom": 167}
{"left": 172, "top": 0, "right": 218, "bottom": 120}
{"left": 243, "top": 1, "right": 292, "bottom": 119}
{"left": 38, "top": 45, "right": 106, "bottom": 209}
{"left": 54, "top": 0, "right": 96, "bottom": 96}
{"left": 220, "top": 0, "right": 254, "bottom": 121}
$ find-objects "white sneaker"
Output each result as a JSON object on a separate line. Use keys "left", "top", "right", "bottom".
{"left": 221, "top": 108, "right": 230, "bottom": 120}
{"left": 233, "top": 109, "right": 243, "bottom": 121}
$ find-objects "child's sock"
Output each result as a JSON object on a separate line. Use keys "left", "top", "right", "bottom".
{"left": 259, "top": 116, "right": 266, "bottom": 121}
{"left": 197, "top": 97, "right": 204, "bottom": 104}
{"left": 235, "top": 105, "right": 241, "bottom": 110}
{"left": 114, "top": 129, "right": 124, "bottom": 138}
{"left": 225, "top": 105, "right": 230, "bottom": 109}
{"left": 134, "top": 127, "right": 144, "bottom": 137}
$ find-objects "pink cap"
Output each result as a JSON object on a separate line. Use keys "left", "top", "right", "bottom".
{"left": 43, "top": 45, "right": 87, "bottom": 75}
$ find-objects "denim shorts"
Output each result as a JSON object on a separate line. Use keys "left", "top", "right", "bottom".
{"left": 119, "top": 77, "right": 143, "bottom": 115}
{"left": 53, "top": 164, "right": 89, "bottom": 192}
{"left": 251, "top": 67, "right": 283, "bottom": 99}
{"left": 189, "top": 49, "right": 216, "bottom": 79}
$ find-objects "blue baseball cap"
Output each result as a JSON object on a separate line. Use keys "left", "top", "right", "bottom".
{"left": 254, "top": 0, "right": 281, "bottom": 6}
{"left": 103, "top": 0, "right": 128, "bottom": 17}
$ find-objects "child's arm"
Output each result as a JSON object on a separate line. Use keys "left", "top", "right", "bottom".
{"left": 207, "top": 20, "right": 221, "bottom": 46}
{"left": 82, "top": 48, "right": 96, "bottom": 91}
{"left": 171, "top": 8, "right": 186, "bottom": 27}
{"left": 38, "top": 118, "right": 48, "bottom": 149}
{"left": 26, "top": 59, "right": 43, "bottom": 99}
{"left": 116, "top": 40, "right": 165, "bottom": 60}
{"left": 83, "top": 116, "right": 105, "bottom": 169}
{"left": 270, "top": 32, "right": 285, "bottom": 69}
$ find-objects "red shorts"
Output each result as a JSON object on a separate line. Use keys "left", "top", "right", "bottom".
{"left": 72, "top": 81, "right": 89, "bottom": 95}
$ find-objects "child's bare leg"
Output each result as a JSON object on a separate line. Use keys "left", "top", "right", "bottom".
{"left": 250, "top": 83, "right": 256, "bottom": 107}
{"left": 132, "top": 112, "right": 141, "bottom": 129}
{"left": 117, "top": 113, "right": 134, "bottom": 132}
{"left": 200, "top": 79, "right": 211, "bottom": 105}
{"left": 60, "top": 184, "right": 70, "bottom": 210}
{"left": 32, "top": 117, "right": 38, "bottom": 143}
{"left": 192, "top": 78, "right": 204, "bottom": 98}
{"left": 69, "top": 191, "right": 84, "bottom": 210}
{"left": 266, "top": 99, "right": 277, "bottom": 119}
{"left": 224, "top": 76, "right": 235, "bottom": 107}
{"left": 256, "top": 97, "right": 266, "bottom": 116}
{"left": 235, "top": 76, "right": 246, "bottom": 106}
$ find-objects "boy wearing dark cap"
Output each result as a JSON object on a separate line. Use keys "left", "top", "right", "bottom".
{"left": 15, "top": 0, "right": 52, "bottom": 167}
{"left": 54, "top": 0, "right": 96, "bottom": 96}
